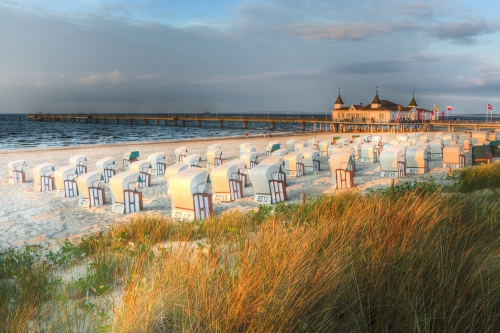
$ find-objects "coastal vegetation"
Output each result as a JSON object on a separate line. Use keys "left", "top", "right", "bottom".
{"left": 2, "top": 164, "right": 500, "bottom": 332}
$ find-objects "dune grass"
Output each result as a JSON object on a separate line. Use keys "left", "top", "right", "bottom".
{"left": 450, "top": 161, "right": 500, "bottom": 192}
{"left": 2, "top": 180, "right": 500, "bottom": 331}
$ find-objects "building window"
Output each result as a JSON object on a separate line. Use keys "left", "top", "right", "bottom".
{"left": 379, "top": 113, "right": 384, "bottom": 119}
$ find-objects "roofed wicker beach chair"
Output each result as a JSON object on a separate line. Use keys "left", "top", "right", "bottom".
{"left": 170, "top": 168, "right": 212, "bottom": 221}
{"left": 239, "top": 152, "right": 258, "bottom": 172}
{"left": 123, "top": 151, "right": 139, "bottom": 170}
{"left": 249, "top": 163, "right": 286, "bottom": 204}
{"left": 363, "top": 135, "right": 372, "bottom": 143}
{"left": 77, "top": 171, "right": 106, "bottom": 207}
{"left": 259, "top": 156, "right": 287, "bottom": 183}
{"left": 329, "top": 151, "right": 354, "bottom": 189}
{"left": 294, "top": 142, "right": 309, "bottom": 152}
{"left": 266, "top": 141, "right": 281, "bottom": 156}
{"left": 443, "top": 144, "right": 466, "bottom": 168}
{"left": 396, "top": 134, "right": 409, "bottom": 142}
{"left": 428, "top": 140, "right": 444, "bottom": 160}
{"left": 319, "top": 140, "right": 332, "bottom": 156}
{"left": 148, "top": 153, "right": 167, "bottom": 175}
{"left": 286, "top": 139, "right": 298, "bottom": 152}
{"left": 96, "top": 157, "right": 116, "bottom": 183}
{"left": 8, "top": 160, "right": 27, "bottom": 184}
{"left": 457, "top": 136, "right": 472, "bottom": 152}
{"left": 225, "top": 159, "right": 248, "bottom": 187}
{"left": 165, "top": 162, "right": 189, "bottom": 194}
{"left": 406, "top": 146, "right": 430, "bottom": 174}
{"left": 307, "top": 138, "right": 319, "bottom": 150}
{"left": 175, "top": 146, "right": 188, "bottom": 162}
{"left": 206, "top": 148, "right": 223, "bottom": 169}
{"left": 271, "top": 148, "right": 288, "bottom": 156}
{"left": 207, "top": 144, "right": 222, "bottom": 151}
{"left": 333, "top": 137, "right": 349, "bottom": 146}
{"left": 360, "top": 143, "right": 378, "bottom": 163}
{"left": 54, "top": 165, "right": 79, "bottom": 197}
{"left": 183, "top": 154, "right": 202, "bottom": 168}
{"left": 283, "top": 152, "right": 305, "bottom": 177}
{"left": 434, "top": 132, "right": 445, "bottom": 140}
{"left": 418, "top": 135, "right": 430, "bottom": 143}
{"left": 302, "top": 149, "right": 320, "bottom": 172}
{"left": 470, "top": 131, "right": 490, "bottom": 145}
{"left": 110, "top": 171, "right": 143, "bottom": 214}
{"left": 130, "top": 160, "right": 152, "bottom": 188}
{"left": 69, "top": 155, "right": 88, "bottom": 175}
{"left": 472, "top": 144, "right": 493, "bottom": 165}
{"left": 380, "top": 147, "right": 406, "bottom": 178}
{"left": 239, "top": 142, "right": 256, "bottom": 154}
{"left": 211, "top": 163, "right": 244, "bottom": 202}
{"left": 33, "top": 163, "right": 55, "bottom": 192}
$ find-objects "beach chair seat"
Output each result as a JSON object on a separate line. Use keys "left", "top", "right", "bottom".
{"left": 148, "top": 153, "right": 167, "bottom": 175}
{"left": 96, "top": 157, "right": 116, "bottom": 183}
{"left": 130, "top": 160, "right": 152, "bottom": 188}
{"left": 77, "top": 171, "right": 106, "bottom": 207}
{"left": 250, "top": 163, "right": 286, "bottom": 204}
{"left": 55, "top": 165, "right": 79, "bottom": 197}
{"left": 428, "top": 140, "right": 444, "bottom": 160}
{"left": 8, "top": 160, "right": 27, "bottom": 184}
{"left": 123, "top": 151, "right": 139, "bottom": 170}
{"left": 170, "top": 169, "right": 212, "bottom": 221}
{"left": 110, "top": 171, "right": 143, "bottom": 214}
{"left": 33, "top": 163, "right": 55, "bottom": 192}
{"left": 69, "top": 155, "right": 88, "bottom": 175}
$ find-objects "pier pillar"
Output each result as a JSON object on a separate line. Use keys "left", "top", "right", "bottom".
{"left": 173, "top": 120, "right": 177, "bottom": 126}
{"left": 243, "top": 121, "right": 247, "bottom": 129}
{"left": 197, "top": 120, "right": 201, "bottom": 127}
{"left": 270, "top": 122, "right": 275, "bottom": 130}
{"left": 71, "top": 118, "right": 74, "bottom": 123}
{"left": 219, "top": 121, "right": 223, "bottom": 128}
{"left": 301, "top": 123, "right": 305, "bottom": 131}
{"left": 182, "top": 120, "right": 185, "bottom": 126}
{"left": 129, "top": 119, "right": 132, "bottom": 125}
{"left": 164, "top": 120, "right": 168, "bottom": 126}
{"left": 448, "top": 125, "right": 451, "bottom": 132}
{"left": 143, "top": 119, "right": 147, "bottom": 125}
{"left": 104, "top": 118, "right": 107, "bottom": 124}
{"left": 155, "top": 119, "right": 159, "bottom": 126}
{"left": 313, "top": 123, "right": 316, "bottom": 133}
{"left": 115, "top": 118, "right": 118, "bottom": 124}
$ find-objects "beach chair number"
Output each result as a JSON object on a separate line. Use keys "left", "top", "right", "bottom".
{"left": 431, "top": 153, "right": 442, "bottom": 159}
{"left": 286, "top": 171, "right": 297, "bottom": 176}
{"left": 407, "top": 168, "right": 419, "bottom": 174}
{"left": 255, "top": 195, "right": 271, "bottom": 204}
{"left": 214, "top": 194, "right": 230, "bottom": 202}
{"left": 172, "top": 211, "right": 193, "bottom": 222}
{"left": 382, "top": 172, "right": 397, "bottom": 178}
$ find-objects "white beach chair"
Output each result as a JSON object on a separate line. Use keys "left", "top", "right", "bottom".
{"left": 406, "top": 146, "right": 429, "bottom": 174}
{"left": 170, "top": 168, "right": 212, "bottom": 221}
{"left": 363, "top": 135, "right": 372, "bottom": 143}
{"left": 294, "top": 142, "right": 308, "bottom": 152}
{"left": 130, "top": 160, "right": 152, "bottom": 188}
{"left": 334, "top": 138, "right": 350, "bottom": 146}
{"left": 225, "top": 159, "right": 248, "bottom": 187}
{"left": 175, "top": 146, "right": 188, "bottom": 163}
{"left": 183, "top": 154, "right": 202, "bottom": 168}
{"left": 8, "top": 160, "right": 27, "bottom": 184}
{"left": 206, "top": 149, "right": 223, "bottom": 169}
{"left": 165, "top": 162, "right": 189, "bottom": 194}
{"left": 69, "top": 155, "right": 88, "bottom": 175}
{"left": 239, "top": 152, "right": 258, "bottom": 172}
{"left": 360, "top": 143, "right": 378, "bottom": 163}
{"left": 286, "top": 139, "right": 298, "bottom": 152}
{"left": 239, "top": 143, "right": 256, "bottom": 154}
{"left": 33, "top": 163, "right": 55, "bottom": 192}
{"left": 302, "top": 149, "right": 320, "bottom": 172}
{"left": 327, "top": 145, "right": 343, "bottom": 157}
{"left": 249, "top": 163, "right": 286, "bottom": 204}
{"left": 457, "top": 136, "right": 472, "bottom": 152}
{"left": 428, "top": 140, "right": 444, "bottom": 160}
{"left": 443, "top": 145, "right": 466, "bottom": 168}
{"left": 266, "top": 141, "right": 281, "bottom": 156}
{"left": 54, "top": 165, "right": 79, "bottom": 197}
{"left": 319, "top": 140, "right": 332, "bottom": 156}
{"left": 470, "top": 131, "right": 489, "bottom": 145}
{"left": 148, "top": 153, "right": 167, "bottom": 175}
{"left": 110, "top": 171, "right": 143, "bottom": 214}
{"left": 77, "top": 171, "right": 106, "bottom": 207}
{"left": 329, "top": 151, "right": 354, "bottom": 189}
{"left": 418, "top": 135, "right": 430, "bottom": 143}
{"left": 353, "top": 137, "right": 363, "bottom": 145}
{"left": 348, "top": 143, "right": 361, "bottom": 160}
{"left": 259, "top": 156, "right": 287, "bottom": 183}
{"left": 123, "top": 151, "right": 140, "bottom": 170}
{"left": 380, "top": 147, "right": 406, "bottom": 178}
{"left": 211, "top": 163, "right": 244, "bottom": 202}
{"left": 271, "top": 149, "right": 288, "bottom": 156}
{"left": 283, "top": 152, "right": 305, "bottom": 177}
{"left": 96, "top": 157, "right": 116, "bottom": 183}
{"left": 207, "top": 144, "right": 222, "bottom": 151}
{"left": 434, "top": 132, "right": 445, "bottom": 140}
{"left": 307, "top": 138, "right": 320, "bottom": 150}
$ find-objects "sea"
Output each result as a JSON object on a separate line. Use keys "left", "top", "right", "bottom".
{"left": 0, "top": 113, "right": 496, "bottom": 151}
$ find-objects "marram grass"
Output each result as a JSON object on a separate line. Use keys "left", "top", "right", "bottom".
{"left": 1, "top": 185, "right": 500, "bottom": 332}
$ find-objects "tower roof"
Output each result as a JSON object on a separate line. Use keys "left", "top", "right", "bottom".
{"left": 408, "top": 96, "right": 418, "bottom": 107}
{"left": 372, "top": 93, "right": 381, "bottom": 104}
{"left": 335, "top": 94, "right": 344, "bottom": 105}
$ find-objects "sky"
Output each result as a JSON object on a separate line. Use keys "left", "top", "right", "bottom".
{"left": 1, "top": 0, "right": 500, "bottom": 114}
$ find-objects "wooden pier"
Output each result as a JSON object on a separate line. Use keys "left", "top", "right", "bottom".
{"left": 25, "top": 113, "right": 500, "bottom": 133}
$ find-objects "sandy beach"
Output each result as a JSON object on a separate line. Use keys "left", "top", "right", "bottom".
{"left": 0, "top": 132, "right": 463, "bottom": 247}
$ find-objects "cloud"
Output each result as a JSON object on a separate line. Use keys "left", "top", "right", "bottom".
{"left": 189, "top": 69, "right": 322, "bottom": 84}
{"left": 105, "top": 71, "right": 122, "bottom": 84}
{"left": 431, "top": 22, "right": 500, "bottom": 44}
{"left": 456, "top": 65, "right": 500, "bottom": 88}
{"left": 76, "top": 71, "right": 122, "bottom": 85}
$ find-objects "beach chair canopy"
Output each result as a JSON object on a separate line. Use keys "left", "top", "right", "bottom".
{"left": 207, "top": 144, "right": 222, "bottom": 151}
{"left": 428, "top": 140, "right": 443, "bottom": 154}
{"left": 259, "top": 156, "right": 285, "bottom": 169}
{"left": 183, "top": 154, "right": 202, "bottom": 168}
{"left": 442, "top": 133, "right": 454, "bottom": 140}
{"left": 271, "top": 149, "right": 288, "bottom": 156}
{"left": 371, "top": 136, "right": 382, "bottom": 143}
{"left": 327, "top": 145, "right": 343, "bottom": 156}
{"left": 360, "top": 144, "right": 377, "bottom": 159}
{"left": 148, "top": 153, "right": 166, "bottom": 170}
{"left": 123, "top": 151, "right": 140, "bottom": 160}
{"left": 307, "top": 138, "right": 319, "bottom": 148}
{"left": 267, "top": 141, "right": 281, "bottom": 153}
{"left": 8, "top": 160, "right": 25, "bottom": 173}
{"left": 294, "top": 142, "right": 308, "bottom": 152}
{"left": 110, "top": 171, "right": 140, "bottom": 203}
{"left": 225, "top": 159, "right": 246, "bottom": 172}
{"left": 96, "top": 157, "right": 115, "bottom": 172}
{"left": 329, "top": 151, "right": 352, "bottom": 175}
{"left": 396, "top": 134, "right": 409, "bottom": 141}
{"left": 406, "top": 146, "right": 428, "bottom": 169}
{"left": 206, "top": 149, "right": 222, "bottom": 164}
{"left": 77, "top": 171, "right": 102, "bottom": 200}
{"left": 211, "top": 163, "right": 239, "bottom": 193}
{"left": 239, "top": 143, "right": 256, "bottom": 154}
{"left": 175, "top": 146, "right": 188, "bottom": 162}
{"left": 130, "top": 160, "right": 152, "bottom": 173}
{"left": 470, "top": 131, "right": 490, "bottom": 143}
{"left": 286, "top": 139, "right": 298, "bottom": 151}
{"left": 239, "top": 152, "right": 258, "bottom": 169}
{"left": 434, "top": 132, "right": 445, "bottom": 140}
{"left": 363, "top": 135, "right": 372, "bottom": 142}
{"left": 284, "top": 152, "right": 303, "bottom": 171}
{"left": 33, "top": 163, "right": 55, "bottom": 186}
{"left": 54, "top": 165, "right": 78, "bottom": 190}
{"left": 165, "top": 162, "right": 189, "bottom": 185}
{"left": 69, "top": 155, "right": 87, "bottom": 166}
{"left": 443, "top": 145, "right": 464, "bottom": 164}
{"left": 249, "top": 163, "right": 280, "bottom": 195}
{"left": 380, "top": 148, "right": 405, "bottom": 172}
{"left": 472, "top": 144, "right": 492, "bottom": 160}
{"left": 418, "top": 135, "right": 430, "bottom": 142}
{"left": 170, "top": 169, "right": 209, "bottom": 210}
{"left": 319, "top": 140, "right": 332, "bottom": 153}
{"left": 302, "top": 150, "right": 319, "bottom": 168}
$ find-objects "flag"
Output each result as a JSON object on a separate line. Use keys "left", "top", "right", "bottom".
{"left": 441, "top": 111, "right": 445, "bottom": 120}
{"left": 398, "top": 103, "right": 402, "bottom": 112}
{"left": 487, "top": 103, "right": 493, "bottom": 110}
{"left": 434, "top": 104, "right": 439, "bottom": 113}
{"left": 418, "top": 109, "right": 421, "bottom": 120}
{"left": 23, "top": 162, "right": 27, "bottom": 166}
{"left": 447, "top": 105, "right": 453, "bottom": 111}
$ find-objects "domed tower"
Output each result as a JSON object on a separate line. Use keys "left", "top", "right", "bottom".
{"left": 334, "top": 89, "right": 344, "bottom": 110}
{"left": 408, "top": 91, "right": 418, "bottom": 108}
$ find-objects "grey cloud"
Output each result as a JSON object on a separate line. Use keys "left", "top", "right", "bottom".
{"left": 432, "top": 22, "right": 500, "bottom": 44}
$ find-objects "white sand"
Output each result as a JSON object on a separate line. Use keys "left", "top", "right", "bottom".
{"left": 0, "top": 132, "right": 463, "bottom": 248}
